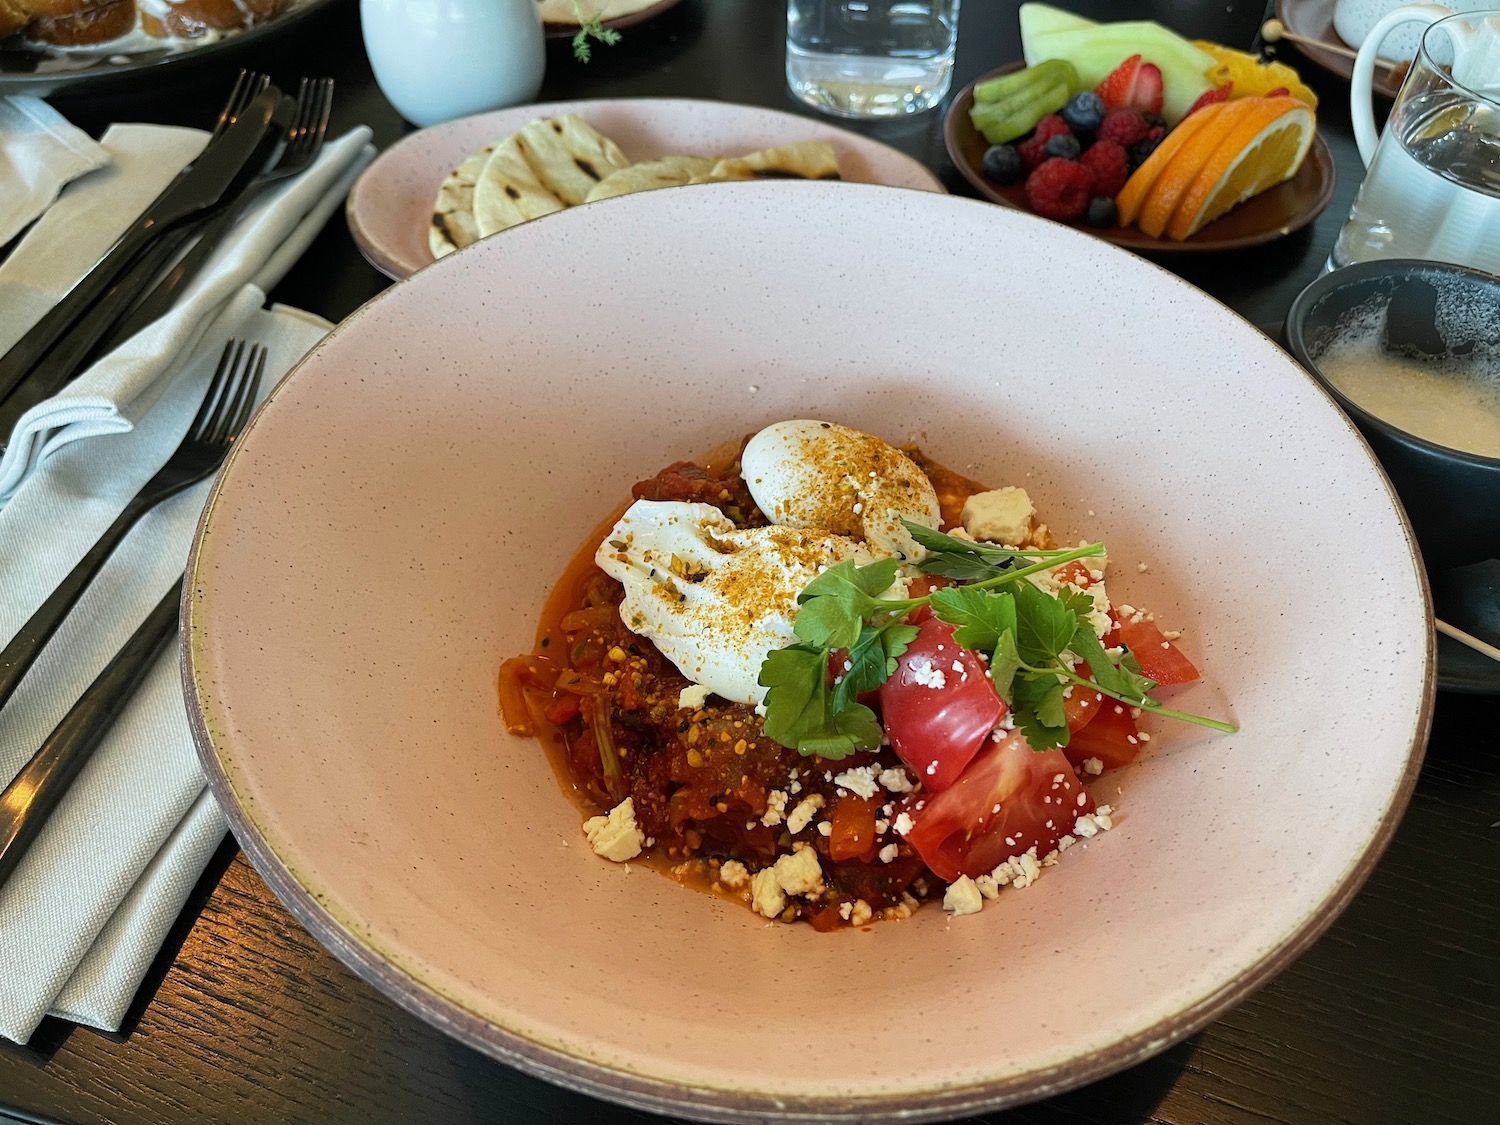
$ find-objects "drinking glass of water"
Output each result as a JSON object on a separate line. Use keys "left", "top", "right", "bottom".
{"left": 1331, "top": 5, "right": 1500, "bottom": 274}
{"left": 786, "top": 0, "right": 961, "bottom": 118}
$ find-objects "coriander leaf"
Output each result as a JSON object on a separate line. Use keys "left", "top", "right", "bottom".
{"left": 835, "top": 620, "right": 918, "bottom": 707}
{"left": 758, "top": 644, "right": 883, "bottom": 759}
{"left": 791, "top": 557, "right": 901, "bottom": 649}
{"left": 1066, "top": 622, "right": 1127, "bottom": 697}
{"left": 1116, "top": 649, "right": 1158, "bottom": 699}
{"left": 1014, "top": 581, "right": 1078, "bottom": 665}
{"left": 989, "top": 630, "right": 1022, "bottom": 704}
{"left": 1011, "top": 671, "right": 1069, "bottom": 750}
{"left": 758, "top": 645, "right": 830, "bottom": 748}
{"left": 1057, "top": 586, "right": 1096, "bottom": 621}
{"left": 929, "top": 586, "right": 1016, "bottom": 653}
{"left": 917, "top": 551, "right": 1011, "bottom": 582}
{"left": 798, "top": 701, "right": 883, "bottom": 760}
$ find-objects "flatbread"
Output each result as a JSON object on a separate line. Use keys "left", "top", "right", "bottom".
{"left": 534, "top": 0, "right": 661, "bottom": 25}
{"left": 584, "top": 155, "right": 717, "bottom": 203}
{"left": 704, "top": 141, "right": 841, "bottom": 182}
{"left": 513, "top": 114, "right": 631, "bottom": 206}
{"left": 473, "top": 135, "right": 568, "bottom": 237}
{"left": 429, "top": 143, "right": 496, "bottom": 261}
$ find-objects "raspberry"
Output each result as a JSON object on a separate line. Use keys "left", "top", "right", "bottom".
{"left": 1096, "top": 107, "right": 1149, "bottom": 148}
{"left": 1017, "top": 114, "right": 1073, "bottom": 169}
{"left": 1079, "top": 140, "right": 1129, "bottom": 198}
{"left": 1024, "top": 157, "right": 1094, "bottom": 222}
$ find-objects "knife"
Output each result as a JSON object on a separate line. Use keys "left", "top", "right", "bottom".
{"left": 0, "top": 87, "right": 281, "bottom": 418}
{"left": 0, "top": 91, "right": 294, "bottom": 445}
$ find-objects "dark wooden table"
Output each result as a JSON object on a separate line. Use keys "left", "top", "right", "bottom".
{"left": 3, "top": 2, "right": 1496, "bottom": 1122}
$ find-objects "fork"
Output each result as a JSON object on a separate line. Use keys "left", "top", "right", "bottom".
{"left": 94, "top": 77, "right": 334, "bottom": 356}
{"left": 0, "top": 73, "right": 275, "bottom": 443}
{"left": 0, "top": 339, "right": 265, "bottom": 715}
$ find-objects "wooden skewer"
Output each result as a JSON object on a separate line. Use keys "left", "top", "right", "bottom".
{"left": 1436, "top": 618, "right": 1500, "bottom": 666}
{"left": 1261, "top": 17, "right": 1404, "bottom": 69}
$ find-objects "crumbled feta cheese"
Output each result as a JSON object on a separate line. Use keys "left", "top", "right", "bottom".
{"left": 908, "top": 656, "right": 946, "bottom": 689}
{"left": 961, "top": 486, "right": 1034, "bottom": 547}
{"left": 718, "top": 859, "right": 749, "bottom": 889}
{"left": 833, "top": 765, "right": 880, "bottom": 799}
{"left": 974, "top": 874, "right": 1001, "bottom": 900}
{"left": 943, "top": 876, "right": 984, "bottom": 916}
{"left": 750, "top": 868, "right": 787, "bottom": 918}
{"left": 878, "top": 843, "right": 899, "bottom": 864}
{"left": 582, "top": 797, "right": 644, "bottom": 862}
{"left": 893, "top": 812, "right": 914, "bottom": 836}
{"left": 677, "top": 683, "right": 712, "bottom": 711}
{"left": 817, "top": 822, "right": 833, "bottom": 837}
{"left": 785, "top": 793, "right": 826, "bottom": 834}
{"left": 850, "top": 900, "right": 873, "bottom": 926}
{"left": 1081, "top": 756, "right": 1104, "bottom": 776}
{"left": 761, "top": 789, "right": 788, "bottom": 827}
{"left": 879, "top": 768, "right": 914, "bottom": 794}
{"left": 839, "top": 901, "right": 854, "bottom": 921}
{"left": 774, "top": 844, "right": 825, "bottom": 897}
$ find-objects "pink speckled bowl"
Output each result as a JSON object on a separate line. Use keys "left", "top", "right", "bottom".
{"left": 185, "top": 182, "right": 1432, "bottom": 1122}
{"left": 344, "top": 97, "right": 946, "bottom": 280}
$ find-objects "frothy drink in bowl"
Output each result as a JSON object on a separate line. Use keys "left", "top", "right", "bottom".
{"left": 1313, "top": 283, "right": 1500, "bottom": 457}
{"left": 1331, "top": 5, "right": 1500, "bottom": 273}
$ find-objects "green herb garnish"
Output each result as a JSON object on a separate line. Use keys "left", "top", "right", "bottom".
{"left": 756, "top": 521, "right": 1236, "bottom": 758}
{"left": 571, "top": 0, "right": 622, "bottom": 62}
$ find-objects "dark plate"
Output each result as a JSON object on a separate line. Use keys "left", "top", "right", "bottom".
{"left": 0, "top": 0, "right": 339, "bottom": 96}
{"left": 540, "top": 0, "right": 681, "bottom": 39}
{"left": 944, "top": 62, "right": 1337, "bottom": 253}
{"left": 1274, "top": 0, "right": 1405, "bottom": 100}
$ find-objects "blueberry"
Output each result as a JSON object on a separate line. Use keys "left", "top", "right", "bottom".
{"left": 1128, "top": 134, "right": 1164, "bottom": 170}
{"left": 981, "top": 143, "right": 1024, "bottom": 184}
{"left": 1060, "top": 91, "right": 1105, "bottom": 136}
{"left": 1085, "top": 195, "right": 1118, "bottom": 228}
{"left": 1043, "top": 134, "right": 1081, "bottom": 160}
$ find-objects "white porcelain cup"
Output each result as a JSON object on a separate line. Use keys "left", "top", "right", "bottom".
{"left": 361, "top": 0, "right": 546, "bottom": 127}
{"left": 1333, "top": 0, "right": 1486, "bottom": 58}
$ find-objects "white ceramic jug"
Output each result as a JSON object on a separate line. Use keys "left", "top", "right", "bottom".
{"left": 361, "top": 0, "right": 546, "bottom": 127}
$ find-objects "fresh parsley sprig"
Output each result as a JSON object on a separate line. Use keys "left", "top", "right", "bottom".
{"left": 571, "top": 0, "right": 622, "bottom": 62}
{"left": 756, "top": 527, "right": 1236, "bottom": 759}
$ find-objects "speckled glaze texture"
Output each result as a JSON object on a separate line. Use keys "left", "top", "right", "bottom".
{"left": 343, "top": 97, "right": 947, "bottom": 279}
{"left": 185, "top": 182, "right": 1433, "bottom": 1122}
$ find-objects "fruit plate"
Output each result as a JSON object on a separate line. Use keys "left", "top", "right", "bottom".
{"left": 188, "top": 180, "right": 1431, "bottom": 1121}
{"left": 943, "top": 63, "right": 1338, "bottom": 254}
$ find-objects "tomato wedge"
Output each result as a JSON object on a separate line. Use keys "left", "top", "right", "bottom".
{"left": 898, "top": 731, "right": 1095, "bottom": 882}
{"left": 1063, "top": 696, "right": 1141, "bottom": 771}
{"left": 1114, "top": 615, "right": 1200, "bottom": 686}
{"left": 878, "top": 617, "right": 1005, "bottom": 792}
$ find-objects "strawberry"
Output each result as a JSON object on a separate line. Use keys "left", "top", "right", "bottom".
{"left": 1183, "top": 82, "right": 1234, "bottom": 119}
{"left": 1095, "top": 54, "right": 1165, "bottom": 116}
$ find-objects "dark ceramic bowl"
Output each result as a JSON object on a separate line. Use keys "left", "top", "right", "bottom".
{"left": 1283, "top": 259, "right": 1500, "bottom": 692}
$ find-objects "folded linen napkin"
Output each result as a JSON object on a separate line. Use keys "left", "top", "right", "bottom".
{"left": 0, "top": 121, "right": 375, "bottom": 1044}
{"left": 0, "top": 96, "right": 111, "bottom": 250}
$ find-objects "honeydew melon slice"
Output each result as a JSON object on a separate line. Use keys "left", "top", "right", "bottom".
{"left": 1018, "top": 1, "right": 1097, "bottom": 57}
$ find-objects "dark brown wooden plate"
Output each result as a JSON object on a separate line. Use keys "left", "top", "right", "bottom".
{"left": 943, "top": 62, "right": 1338, "bottom": 254}
{"left": 540, "top": 0, "right": 682, "bottom": 39}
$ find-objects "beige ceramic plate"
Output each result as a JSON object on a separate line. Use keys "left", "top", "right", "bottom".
{"left": 187, "top": 182, "right": 1432, "bottom": 1121}
{"left": 344, "top": 97, "right": 947, "bottom": 280}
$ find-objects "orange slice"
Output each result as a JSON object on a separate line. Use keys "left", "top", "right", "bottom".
{"left": 1193, "top": 41, "right": 1319, "bottom": 107}
{"left": 1163, "top": 97, "right": 1315, "bottom": 240}
{"left": 1114, "top": 102, "right": 1224, "bottom": 228}
{"left": 1133, "top": 99, "right": 1266, "bottom": 238}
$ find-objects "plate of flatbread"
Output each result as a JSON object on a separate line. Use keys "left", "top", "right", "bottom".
{"left": 345, "top": 98, "right": 947, "bottom": 280}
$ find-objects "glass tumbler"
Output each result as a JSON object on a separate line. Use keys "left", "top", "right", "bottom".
{"left": 786, "top": 0, "right": 961, "bottom": 118}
